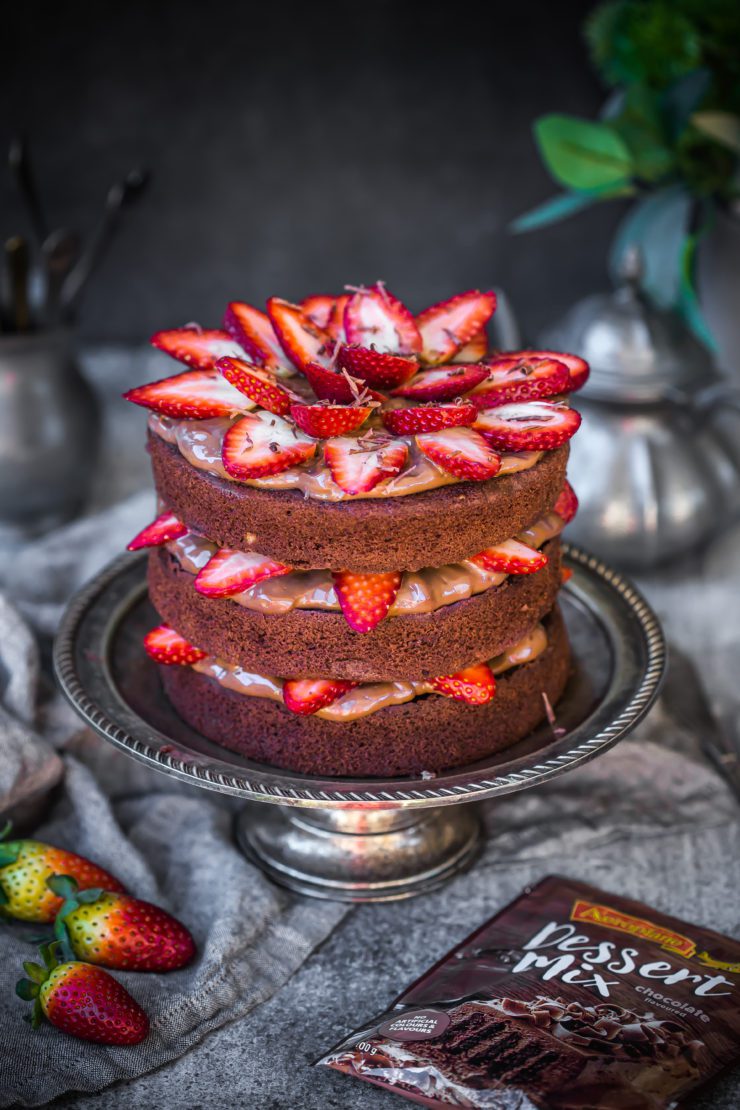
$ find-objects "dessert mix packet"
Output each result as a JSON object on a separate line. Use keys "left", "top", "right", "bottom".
{"left": 317, "top": 876, "right": 740, "bottom": 1109}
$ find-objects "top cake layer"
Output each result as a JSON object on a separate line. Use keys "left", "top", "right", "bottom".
{"left": 125, "top": 284, "right": 586, "bottom": 571}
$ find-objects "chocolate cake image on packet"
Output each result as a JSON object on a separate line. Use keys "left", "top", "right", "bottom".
{"left": 317, "top": 876, "right": 740, "bottom": 1109}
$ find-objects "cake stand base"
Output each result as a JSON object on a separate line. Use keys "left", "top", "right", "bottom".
{"left": 234, "top": 803, "right": 481, "bottom": 901}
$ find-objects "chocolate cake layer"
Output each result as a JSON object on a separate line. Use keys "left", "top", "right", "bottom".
{"left": 148, "top": 540, "right": 562, "bottom": 681}
{"left": 148, "top": 431, "right": 569, "bottom": 572}
{"left": 159, "top": 607, "right": 570, "bottom": 777}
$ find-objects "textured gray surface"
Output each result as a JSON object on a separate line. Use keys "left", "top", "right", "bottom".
{"left": 50, "top": 737, "right": 740, "bottom": 1110}
{"left": 3, "top": 0, "right": 622, "bottom": 345}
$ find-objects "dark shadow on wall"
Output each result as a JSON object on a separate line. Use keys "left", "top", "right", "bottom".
{"left": 2, "top": 0, "right": 626, "bottom": 342}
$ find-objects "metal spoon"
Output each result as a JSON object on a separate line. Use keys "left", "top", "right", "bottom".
{"left": 5, "top": 236, "right": 31, "bottom": 332}
{"left": 42, "top": 229, "right": 81, "bottom": 326}
{"left": 8, "top": 136, "right": 48, "bottom": 247}
{"left": 61, "top": 168, "right": 150, "bottom": 320}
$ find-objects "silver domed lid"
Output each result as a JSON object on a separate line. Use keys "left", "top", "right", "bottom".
{"left": 540, "top": 248, "right": 714, "bottom": 403}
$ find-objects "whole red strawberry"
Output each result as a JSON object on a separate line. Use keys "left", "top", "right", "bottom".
{"left": 16, "top": 943, "right": 149, "bottom": 1045}
{"left": 0, "top": 824, "right": 125, "bottom": 924}
{"left": 49, "top": 876, "right": 196, "bottom": 972}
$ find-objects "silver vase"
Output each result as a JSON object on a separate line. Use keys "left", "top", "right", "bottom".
{"left": 0, "top": 330, "right": 100, "bottom": 533}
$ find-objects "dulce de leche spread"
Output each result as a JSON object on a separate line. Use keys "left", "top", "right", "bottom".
{"left": 149, "top": 414, "right": 543, "bottom": 502}
{"left": 192, "top": 623, "right": 548, "bottom": 722}
{"left": 168, "top": 510, "right": 564, "bottom": 617}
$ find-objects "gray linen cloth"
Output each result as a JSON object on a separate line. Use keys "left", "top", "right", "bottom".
{"left": 0, "top": 495, "right": 349, "bottom": 1107}
{"left": 0, "top": 490, "right": 739, "bottom": 1107}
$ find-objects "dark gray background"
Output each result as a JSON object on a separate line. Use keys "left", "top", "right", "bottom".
{"left": 4, "top": 0, "right": 625, "bottom": 343}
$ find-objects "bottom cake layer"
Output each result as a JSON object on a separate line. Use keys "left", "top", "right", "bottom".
{"left": 159, "top": 607, "right": 571, "bottom": 777}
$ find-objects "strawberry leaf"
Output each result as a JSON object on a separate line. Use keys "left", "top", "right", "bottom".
{"left": 21, "top": 963, "right": 46, "bottom": 985}
{"left": 15, "top": 978, "right": 39, "bottom": 1001}
{"left": 46, "top": 875, "right": 80, "bottom": 899}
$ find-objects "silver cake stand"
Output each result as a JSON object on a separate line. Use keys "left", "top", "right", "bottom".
{"left": 53, "top": 544, "right": 664, "bottom": 902}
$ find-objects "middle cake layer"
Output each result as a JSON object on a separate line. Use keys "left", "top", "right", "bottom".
{"left": 148, "top": 538, "right": 562, "bottom": 681}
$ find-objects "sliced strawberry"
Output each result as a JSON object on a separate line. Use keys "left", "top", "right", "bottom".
{"left": 144, "top": 625, "right": 206, "bottom": 665}
{"left": 150, "top": 327, "right": 247, "bottom": 371}
{"left": 452, "top": 329, "right": 488, "bottom": 362}
{"left": 324, "top": 435, "right": 408, "bottom": 495}
{"left": 560, "top": 565, "right": 574, "bottom": 585}
{"left": 304, "top": 361, "right": 384, "bottom": 404}
{"left": 123, "top": 368, "right": 255, "bottom": 419}
{"left": 469, "top": 356, "right": 570, "bottom": 409}
{"left": 430, "top": 662, "right": 496, "bottom": 706}
{"left": 300, "top": 295, "right": 351, "bottom": 341}
{"left": 393, "top": 363, "right": 489, "bottom": 402}
{"left": 416, "top": 427, "right": 501, "bottom": 482}
{"left": 326, "top": 294, "right": 350, "bottom": 341}
{"left": 416, "top": 290, "right": 496, "bottom": 365}
{"left": 222, "top": 412, "right": 316, "bottom": 480}
{"left": 382, "top": 401, "right": 476, "bottom": 435}
{"left": 127, "top": 511, "right": 187, "bottom": 551}
{"left": 194, "top": 548, "right": 291, "bottom": 598}
{"left": 332, "top": 570, "right": 402, "bottom": 633}
{"left": 337, "top": 345, "right": 418, "bottom": 389}
{"left": 267, "top": 297, "right": 333, "bottom": 371}
{"left": 290, "top": 402, "right": 372, "bottom": 438}
{"left": 554, "top": 478, "right": 579, "bottom": 523}
{"left": 470, "top": 539, "right": 548, "bottom": 575}
{"left": 223, "top": 302, "right": 294, "bottom": 376}
{"left": 300, "top": 294, "right": 336, "bottom": 331}
{"left": 217, "top": 355, "right": 297, "bottom": 416}
{"left": 283, "top": 678, "right": 356, "bottom": 716}
{"left": 344, "top": 283, "right": 422, "bottom": 355}
{"left": 516, "top": 348, "right": 589, "bottom": 391}
{"left": 475, "top": 402, "right": 581, "bottom": 452}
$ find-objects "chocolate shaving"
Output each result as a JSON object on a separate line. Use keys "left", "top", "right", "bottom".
{"left": 329, "top": 340, "right": 343, "bottom": 370}
{"left": 541, "top": 690, "right": 566, "bottom": 738}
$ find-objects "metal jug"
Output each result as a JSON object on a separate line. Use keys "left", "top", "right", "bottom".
{"left": 0, "top": 330, "right": 100, "bottom": 533}
{"left": 540, "top": 250, "right": 740, "bottom": 568}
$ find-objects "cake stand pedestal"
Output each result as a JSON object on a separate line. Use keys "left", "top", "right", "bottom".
{"left": 53, "top": 544, "right": 664, "bottom": 902}
{"left": 235, "top": 803, "right": 481, "bottom": 901}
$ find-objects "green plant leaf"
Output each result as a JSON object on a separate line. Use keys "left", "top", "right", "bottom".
{"left": 613, "top": 84, "right": 676, "bottom": 181}
{"left": 691, "top": 111, "right": 740, "bottom": 153}
{"left": 678, "top": 223, "right": 718, "bottom": 351}
{"left": 585, "top": 0, "right": 703, "bottom": 89}
{"left": 534, "top": 115, "right": 633, "bottom": 191}
{"left": 511, "top": 184, "right": 635, "bottom": 233}
{"left": 661, "top": 68, "right": 711, "bottom": 141}
{"left": 609, "top": 185, "right": 693, "bottom": 308}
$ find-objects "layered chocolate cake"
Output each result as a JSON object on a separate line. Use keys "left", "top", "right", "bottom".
{"left": 124, "top": 284, "right": 587, "bottom": 776}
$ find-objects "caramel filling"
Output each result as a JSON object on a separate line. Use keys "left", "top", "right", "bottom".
{"left": 191, "top": 624, "right": 548, "bottom": 722}
{"left": 166, "top": 510, "right": 563, "bottom": 617}
{"left": 150, "top": 414, "right": 543, "bottom": 502}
